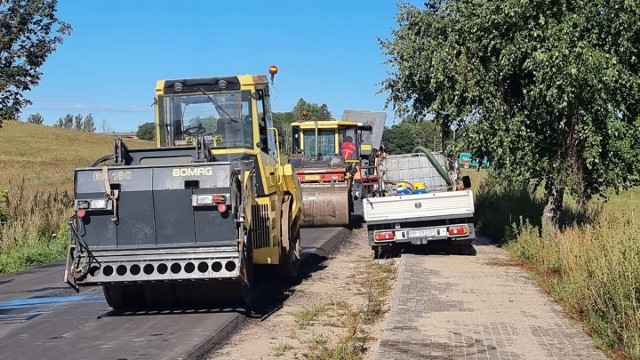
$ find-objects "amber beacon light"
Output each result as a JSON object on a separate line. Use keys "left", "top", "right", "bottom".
{"left": 269, "top": 65, "right": 278, "bottom": 84}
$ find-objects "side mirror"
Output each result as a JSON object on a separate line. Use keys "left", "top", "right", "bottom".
{"left": 462, "top": 175, "right": 472, "bottom": 189}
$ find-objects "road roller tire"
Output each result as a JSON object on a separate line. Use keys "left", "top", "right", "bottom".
{"left": 103, "top": 284, "right": 146, "bottom": 310}
{"left": 279, "top": 228, "right": 301, "bottom": 280}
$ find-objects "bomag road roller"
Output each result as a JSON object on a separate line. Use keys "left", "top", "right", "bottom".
{"left": 288, "top": 118, "right": 371, "bottom": 227}
{"left": 63, "top": 67, "right": 303, "bottom": 309}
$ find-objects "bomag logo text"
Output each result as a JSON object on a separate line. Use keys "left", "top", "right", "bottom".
{"left": 172, "top": 167, "right": 214, "bottom": 177}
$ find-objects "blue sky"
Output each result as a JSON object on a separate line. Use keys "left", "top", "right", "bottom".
{"left": 22, "top": 0, "right": 421, "bottom": 132}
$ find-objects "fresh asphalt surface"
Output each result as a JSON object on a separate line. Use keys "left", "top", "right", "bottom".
{"left": 0, "top": 226, "right": 350, "bottom": 360}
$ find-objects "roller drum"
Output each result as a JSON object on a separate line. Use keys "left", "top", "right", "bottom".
{"left": 300, "top": 182, "right": 350, "bottom": 227}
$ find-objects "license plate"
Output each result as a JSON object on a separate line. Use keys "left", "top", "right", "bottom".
{"left": 408, "top": 229, "right": 437, "bottom": 238}
{"left": 304, "top": 175, "right": 320, "bottom": 181}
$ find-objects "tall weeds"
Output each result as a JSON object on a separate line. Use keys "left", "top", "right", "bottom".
{"left": 0, "top": 121, "right": 153, "bottom": 274}
{"left": 476, "top": 174, "right": 640, "bottom": 358}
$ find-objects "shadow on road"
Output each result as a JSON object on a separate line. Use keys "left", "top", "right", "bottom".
{"left": 98, "top": 239, "right": 345, "bottom": 320}
{"left": 376, "top": 241, "right": 478, "bottom": 259}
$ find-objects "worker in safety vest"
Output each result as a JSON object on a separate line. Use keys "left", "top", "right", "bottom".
{"left": 341, "top": 136, "right": 356, "bottom": 160}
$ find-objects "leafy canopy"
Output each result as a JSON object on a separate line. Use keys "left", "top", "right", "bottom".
{"left": 25, "top": 113, "right": 44, "bottom": 124}
{"left": 53, "top": 113, "right": 96, "bottom": 132}
{"left": 292, "top": 98, "right": 332, "bottom": 121}
{"left": 380, "top": 0, "right": 640, "bottom": 220}
{"left": 273, "top": 98, "right": 333, "bottom": 154}
{"left": 382, "top": 120, "right": 441, "bottom": 155}
{"left": 0, "top": 0, "right": 71, "bottom": 126}
{"left": 136, "top": 122, "right": 156, "bottom": 141}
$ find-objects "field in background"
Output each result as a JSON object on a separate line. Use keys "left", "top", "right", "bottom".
{"left": 473, "top": 169, "right": 640, "bottom": 359}
{"left": 0, "top": 121, "right": 153, "bottom": 274}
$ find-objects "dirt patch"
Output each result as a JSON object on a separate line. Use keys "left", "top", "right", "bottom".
{"left": 483, "top": 256, "right": 522, "bottom": 267}
{"left": 207, "top": 227, "right": 397, "bottom": 360}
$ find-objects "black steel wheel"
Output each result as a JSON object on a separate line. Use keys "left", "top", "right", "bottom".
{"left": 103, "top": 284, "right": 146, "bottom": 310}
{"left": 279, "top": 228, "right": 301, "bottom": 280}
{"left": 238, "top": 238, "right": 254, "bottom": 306}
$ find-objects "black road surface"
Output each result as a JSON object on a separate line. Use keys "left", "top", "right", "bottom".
{"left": 0, "top": 227, "right": 350, "bottom": 360}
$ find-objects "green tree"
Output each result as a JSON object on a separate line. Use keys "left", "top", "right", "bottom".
{"left": 82, "top": 113, "right": 95, "bottom": 132}
{"left": 54, "top": 113, "right": 73, "bottom": 129}
{"left": 270, "top": 100, "right": 333, "bottom": 154}
{"left": 73, "top": 114, "right": 83, "bottom": 130}
{"left": 26, "top": 113, "right": 44, "bottom": 124}
{"left": 382, "top": 120, "right": 441, "bottom": 154}
{"left": 136, "top": 122, "right": 155, "bottom": 141}
{"left": 63, "top": 113, "right": 73, "bottom": 128}
{"left": 292, "top": 98, "right": 332, "bottom": 120}
{"left": 273, "top": 111, "right": 296, "bottom": 153}
{"left": 187, "top": 116, "right": 216, "bottom": 134}
{"left": 380, "top": 1, "right": 640, "bottom": 226}
{"left": 100, "top": 119, "right": 111, "bottom": 133}
{"left": 0, "top": 0, "right": 72, "bottom": 127}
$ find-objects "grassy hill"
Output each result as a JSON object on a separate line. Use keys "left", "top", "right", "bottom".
{"left": 0, "top": 121, "right": 154, "bottom": 273}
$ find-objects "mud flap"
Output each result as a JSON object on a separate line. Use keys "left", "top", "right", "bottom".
{"left": 63, "top": 244, "right": 79, "bottom": 293}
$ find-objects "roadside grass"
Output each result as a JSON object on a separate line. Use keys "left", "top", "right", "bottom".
{"left": 0, "top": 121, "right": 153, "bottom": 274}
{"left": 294, "top": 304, "right": 328, "bottom": 329}
{"left": 272, "top": 341, "right": 295, "bottom": 357}
{"left": 474, "top": 172, "right": 640, "bottom": 359}
{"left": 285, "top": 257, "right": 397, "bottom": 360}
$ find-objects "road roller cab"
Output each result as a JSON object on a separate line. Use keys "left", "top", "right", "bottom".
{"left": 288, "top": 119, "right": 363, "bottom": 227}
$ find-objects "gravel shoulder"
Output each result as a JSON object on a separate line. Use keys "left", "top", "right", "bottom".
{"left": 207, "top": 226, "right": 397, "bottom": 360}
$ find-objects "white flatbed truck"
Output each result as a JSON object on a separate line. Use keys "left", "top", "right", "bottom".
{"left": 363, "top": 151, "right": 475, "bottom": 257}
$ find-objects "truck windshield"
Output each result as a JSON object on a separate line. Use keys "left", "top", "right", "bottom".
{"left": 303, "top": 129, "right": 335, "bottom": 157}
{"left": 160, "top": 91, "right": 253, "bottom": 149}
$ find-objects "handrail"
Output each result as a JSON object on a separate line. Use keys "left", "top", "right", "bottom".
{"left": 268, "top": 127, "right": 283, "bottom": 186}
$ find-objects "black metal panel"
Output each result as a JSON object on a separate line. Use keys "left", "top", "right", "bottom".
{"left": 78, "top": 192, "right": 117, "bottom": 248}
{"left": 193, "top": 208, "right": 236, "bottom": 244}
{"left": 154, "top": 188, "right": 196, "bottom": 245}
{"left": 163, "top": 77, "right": 241, "bottom": 94}
{"left": 116, "top": 191, "right": 156, "bottom": 246}
{"left": 153, "top": 165, "right": 231, "bottom": 190}
{"left": 191, "top": 187, "right": 235, "bottom": 245}
{"left": 76, "top": 168, "right": 156, "bottom": 248}
{"left": 74, "top": 160, "right": 248, "bottom": 249}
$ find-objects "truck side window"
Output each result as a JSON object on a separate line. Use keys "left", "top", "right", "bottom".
{"left": 256, "top": 91, "right": 269, "bottom": 154}
{"left": 263, "top": 93, "right": 278, "bottom": 160}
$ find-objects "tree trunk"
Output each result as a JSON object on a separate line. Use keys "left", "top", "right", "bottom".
{"left": 543, "top": 180, "right": 565, "bottom": 231}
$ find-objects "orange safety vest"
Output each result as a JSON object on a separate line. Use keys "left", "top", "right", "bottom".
{"left": 353, "top": 164, "right": 362, "bottom": 180}
{"left": 341, "top": 141, "right": 356, "bottom": 160}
